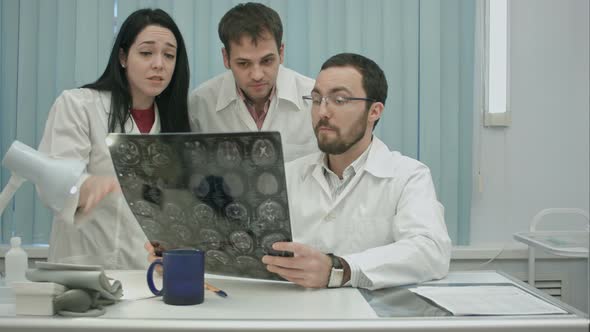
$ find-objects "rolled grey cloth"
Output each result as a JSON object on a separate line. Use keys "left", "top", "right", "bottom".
{"left": 26, "top": 269, "right": 122, "bottom": 301}
{"left": 25, "top": 266, "right": 122, "bottom": 316}
{"left": 53, "top": 289, "right": 106, "bottom": 317}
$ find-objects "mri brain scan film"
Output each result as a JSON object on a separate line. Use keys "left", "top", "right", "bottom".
{"left": 108, "top": 132, "right": 292, "bottom": 280}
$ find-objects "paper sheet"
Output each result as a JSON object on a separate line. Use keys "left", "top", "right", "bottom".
{"left": 408, "top": 285, "right": 568, "bottom": 316}
{"left": 420, "top": 271, "right": 514, "bottom": 285}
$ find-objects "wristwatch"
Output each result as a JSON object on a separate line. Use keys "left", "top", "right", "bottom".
{"left": 327, "top": 253, "right": 344, "bottom": 288}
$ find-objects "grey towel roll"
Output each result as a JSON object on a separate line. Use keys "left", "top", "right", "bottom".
{"left": 25, "top": 264, "right": 123, "bottom": 317}
{"left": 25, "top": 269, "right": 122, "bottom": 301}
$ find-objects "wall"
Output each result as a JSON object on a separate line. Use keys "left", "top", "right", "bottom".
{"left": 470, "top": 0, "right": 590, "bottom": 244}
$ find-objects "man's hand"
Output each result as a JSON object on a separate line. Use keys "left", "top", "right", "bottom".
{"left": 261, "top": 242, "right": 332, "bottom": 288}
{"left": 78, "top": 175, "right": 121, "bottom": 214}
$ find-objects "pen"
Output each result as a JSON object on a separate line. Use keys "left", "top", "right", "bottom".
{"left": 205, "top": 282, "right": 228, "bottom": 298}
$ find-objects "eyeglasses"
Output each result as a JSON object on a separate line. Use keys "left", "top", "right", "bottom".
{"left": 302, "top": 94, "right": 376, "bottom": 107}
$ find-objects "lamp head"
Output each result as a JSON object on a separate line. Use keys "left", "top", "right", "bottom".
{"left": 2, "top": 141, "right": 85, "bottom": 212}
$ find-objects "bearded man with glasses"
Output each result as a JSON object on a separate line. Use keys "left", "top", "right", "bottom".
{"left": 262, "top": 53, "right": 452, "bottom": 290}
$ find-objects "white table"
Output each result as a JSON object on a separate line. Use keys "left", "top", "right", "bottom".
{"left": 513, "top": 208, "right": 589, "bottom": 291}
{"left": 0, "top": 270, "right": 588, "bottom": 332}
{"left": 108, "top": 271, "right": 377, "bottom": 320}
{"left": 514, "top": 230, "right": 590, "bottom": 314}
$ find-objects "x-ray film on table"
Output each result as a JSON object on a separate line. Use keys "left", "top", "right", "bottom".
{"left": 107, "top": 132, "right": 292, "bottom": 281}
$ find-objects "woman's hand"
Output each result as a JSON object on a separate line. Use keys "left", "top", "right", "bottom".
{"left": 145, "top": 241, "right": 163, "bottom": 274}
{"left": 78, "top": 175, "right": 121, "bottom": 214}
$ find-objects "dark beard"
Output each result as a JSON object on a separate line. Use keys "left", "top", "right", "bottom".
{"left": 316, "top": 120, "right": 366, "bottom": 155}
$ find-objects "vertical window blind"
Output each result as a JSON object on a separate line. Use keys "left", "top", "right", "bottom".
{"left": 0, "top": 0, "right": 474, "bottom": 245}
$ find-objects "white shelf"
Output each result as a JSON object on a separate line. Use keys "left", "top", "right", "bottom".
{"left": 513, "top": 231, "right": 589, "bottom": 258}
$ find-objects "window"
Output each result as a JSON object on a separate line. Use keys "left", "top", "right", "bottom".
{"left": 484, "top": 0, "right": 511, "bottom": 126}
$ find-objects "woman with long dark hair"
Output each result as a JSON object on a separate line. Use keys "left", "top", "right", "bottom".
{"left": 37, "top": 8, "right": 190, "bottom": 269}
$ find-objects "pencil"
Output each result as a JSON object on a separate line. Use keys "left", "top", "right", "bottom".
{"left": 205, "top": 282, "right": 228, "bottom": 298}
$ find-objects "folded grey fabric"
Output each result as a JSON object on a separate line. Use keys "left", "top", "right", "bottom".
{"left": 26, "top": 269, "right": 122, "bottom": 301}
{"left": 54, "top": 289, "right": 106, "bottom": 317}
{"left": 25, "top": 265, "right": 123, "bottom": 316}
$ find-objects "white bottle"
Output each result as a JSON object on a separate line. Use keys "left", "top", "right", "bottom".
{"left": 5, "top": 237, "right": 28, "bottom": 285}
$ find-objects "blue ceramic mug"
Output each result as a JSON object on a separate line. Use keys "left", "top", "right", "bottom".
{"left": 147, "top": 249, "right": 205, "bottom": 305}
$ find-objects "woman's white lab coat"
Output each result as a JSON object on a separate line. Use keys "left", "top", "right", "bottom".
{"left": 38, "top": 88, "right": 156, "bottom": 269}
{"left": 286, "top": 136, "right": 452, "bottom": 290}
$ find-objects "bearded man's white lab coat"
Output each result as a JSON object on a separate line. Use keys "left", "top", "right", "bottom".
{"left": 286, "top": 136, "right": 452, "bottom": 290}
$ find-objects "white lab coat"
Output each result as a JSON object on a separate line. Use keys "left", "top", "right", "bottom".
{"left": 285, "top": 136, "right": 452, "bottom": 290}
{"left": 37, "top": 88, "right": 155, "bottom": 269}
{"left": 188, "top": 65, "right": 318, "bottom": 162}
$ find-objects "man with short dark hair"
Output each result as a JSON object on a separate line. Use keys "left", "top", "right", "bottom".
{"left": 262, "top": 53, "right": 452, "bottom": 290}
{"left": 189, "top": 3, "right": 317, "bottom": 162}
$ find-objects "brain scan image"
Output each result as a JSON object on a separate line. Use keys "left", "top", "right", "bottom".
{"left": 206, "top": 250, "right": 232, "bottom": 268}
{"left": 236, "top": 255, "right": 264, "bottom": 273}
{"left": 130, "top": 200, "right": 155, "bottom": 218}
{"left": 142, "top": 184, "right": 162, "bottom": 205}
{"left": 147, "top": 142, "right": 172, "bottom": 166}
{"left": 117, "top": 141, "right": 140, "bottom": 165}
{"left": 183, "top": 140, "right": 207, "bottom": 168}
{"left": 251, "top": 138, "right": 277, "bottom": 166}
{"left": 170, "top": 223, "right": 192, "bottom": 243}
{"left": 261, "top": 232, "right": 290, "bottom": 256}
{"left": 192, "top": 203, "right": 214, "bottom": 223}
{"left": 199, "top": 228, "right": 224, "bottom": 250}
{"left": 229, "top": 230, "right": 254, "bottom": 253}
{"left": 225, "top": 202, "right": 248, "bottom": 223}
{"left": 256, "top": 172, "right": 279, "bottom": 195}
{"left": 138, "top": 217, "right": 161, "bottom": 237}
{"left": 119, "top": 171, "right": 142, "bottom": 191}
{"left": 221, "top": 172, "right": 245, "bottom": 197}
{"left": 141, "top": 164, "right": 156, "bottom": 177}
{"left": 108, "top": 132, "right": 291, "bottom": 281}
{"left": 189, "top": 173, "right": 210, "bottom": 198}
{"left": 257, "top": 200, "right": 285, "bottom": 224}
{"left": 216, "top": 141, "right": 242, "bottom": 167}
{"left": 163, "top": 203, "right": 185, "bottom": 224}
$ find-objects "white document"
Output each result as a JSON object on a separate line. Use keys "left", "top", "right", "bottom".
{"left": 421, "top": 270, "right": 513, "bottom": 285}
{"left": 408, "top": 285, "right": 568, "bottom": 316}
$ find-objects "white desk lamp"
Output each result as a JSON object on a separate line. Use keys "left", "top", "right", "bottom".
{"left": 0, "top": 140, "right": 85, "bottom": 218}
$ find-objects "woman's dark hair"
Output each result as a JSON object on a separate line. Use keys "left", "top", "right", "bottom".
{"left": 83, "top": 8, "right": 190, "bottom": 133}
